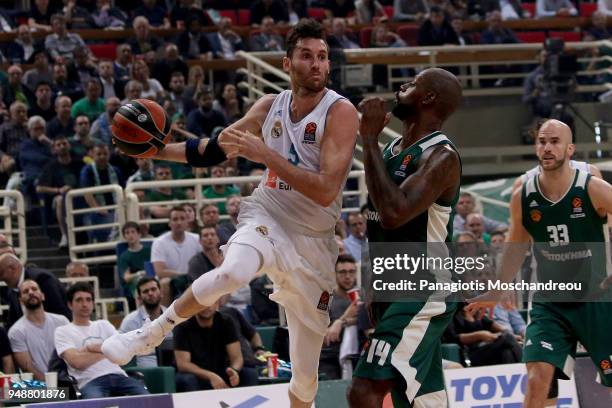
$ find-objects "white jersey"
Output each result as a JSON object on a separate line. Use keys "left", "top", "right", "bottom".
{"left": 245, "top": 89, "right": 348, "bottom": 236}
{"left": 522, "top": 160, "right": 590, "bottom": 182}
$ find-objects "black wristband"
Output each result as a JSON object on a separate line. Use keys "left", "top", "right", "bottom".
{"left": 254, "top": 346, "right": 266, "bottom": 352}
{"left": 185, "top": 134, "right": 227, "bottom": 168}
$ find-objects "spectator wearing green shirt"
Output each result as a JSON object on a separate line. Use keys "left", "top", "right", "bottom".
{"left": 118, "top": 222, "right": 151, "bottom": 309}
{"left": 146, "top": 163, "right": 187, "bottom": 236}
{"left": 203, "top": 166, "right": 240, "bottom": 214}
{"left": 71, "top": 78, "right": 105, "bottom": 122}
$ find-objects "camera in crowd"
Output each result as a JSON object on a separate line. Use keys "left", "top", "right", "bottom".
{"left": 542, "top": 38, "right": 579, "bottom": 104}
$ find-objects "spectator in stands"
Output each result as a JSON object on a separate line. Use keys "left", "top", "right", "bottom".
{"left": 493, "top": 293, "right": 526, "bottom": 339}
{"left": 146, "top": 163, "right": 187, "bottom": 235}
{"left": 0, "top": 101, "right": 28, "bottom": 166}
{"left": 320, "top": 254, "right": 366, "bottom": 380}
{"left": 443, "top": 303, "right": 522, "bottom": 366}
{"left": 163, "top": 72, "right": 194, "bottom": 116}
{"left": 417, "top": 6, "right": 459, "bottom": 46}
{"left": 3, "top": 65, "right": 35, "bottom": 109}
{"left": 181, "top": 203, "right": 198, "bottom": 233}
{"left": 23, "top": 51, "right": 53, "bottom": 92}
{"left": 128, "top": 16, "right": 162, "bottom": 57}
{"left": 206, "top": 17, "right": 245, "bottom": 60}
{"left": 151, "top": 206, "right": 201, "bottom": 305}
{"left": 127, "top": 158, "right": 154, "bottom": 184}
{"left": 97, "top": 60, "right": 124, "bottom": 101}
{"left": 203, "top": 166, "right": 240, "bottom": 214}
{"left": 120, "top": 277, "right": 173, "bottom": 367}
{"left": 130, "top": 59, "right": 164, "bottom": 101}
{"left": 44, "top": 14, "right": 86, "bottom": 62}
{"left": 65, "top": 262, "right": 89, "bottom": 278}
{"left": 393, "top": 0, "right": 429, "bottom": 22}
{"left": 8, "top": 279, "right": 70, "bottom": 380}
{"left": 217, "top": 195, "right": 240, "bottom": 243}
{"left": 46, "top": 96, "right": 74, "bottom": 139}
{"left": 465, "top": 213, "right": 491, "bottom": 244}
{"left": 324, "top": 0, "right": 357, "bottom": 19}
{"left": 343, "top": 212, "right": 366, "bottom": 262}
{"left": 176, "top": 16, "right": 212, "bottom": 61}
{"left": 117, "top": 222, "right": 151, "bottom": 307}
{"left": 213, "top": 84, "right": 245, "bottom": 124}
{"left": 151, "top": 44, "right": 189, "bottom": 90}
{"left": 51, "top": 62, "right": 83, "bottom": 101}
{"left": 0, "top": 252, "right": 71, "bottom": 327}
{"left": 185, "top": 65, "right": 206, "bottom": 101}
{"left": 55, "top": 282, "right": 149, "bottom": 398}
{"left": 0, "top": 327, "right": 15, "bottom": 374}
{"left": 133, "top": 0, "right": 171, "bottom": 28}
{"left": 0, "top": 8, "right": 15, "bottom": 32}
{"left": 187, "top": 88, "right": 227, "bottom": 138}
{"left": 327, "top": 18, "right": 361, "bottom": 49}
{"left": 496, "top": 0, "right": 529, "bottom": 20}
{"left": 453, "top": 192, "right": 508, "bottom": 234}
{"left": 188, "top": 226, "right": 223, "bottom": 282}
{"left": 71, "top": 78, "right": 105, "bottom": 122}
{"left": 36, "top": 136, "right": 83, "bottom": 247}
{"left": 7, "top": 25, "right": 39, "bottom": 64}
{"left": 173, "top": 300, "right": 249, "bottom": 391}
{"left": 122, "top": 80, "right": 143, "bottom": 104}
{"left": 90, "top": 97, "right": 120, "bottom": 145}
{"left": 199, "top": 203, "right": 221, "bottom": 230}
{"left": 170, "top": 0, "right": 211, "bottom": 28}
{"left": 69, "top": 46, "right": 98, "bottom": 90}
{"left": 62, "top": 0, "right": 95, "bottom": 29}
{"left": 79, "top": 143, "right": 123, "bottom": 242}
{"left": 28, "top": 81, "right": 55, "bottom": 122}
{"left": 451, "top": 14, "right": 474, "bottom": 45}
{"left": 19, "top": 116, "right": 52, "bottom": 195}
{"left": 70, "top": 115, "right": 99, "bottom": 160}
{"left": 92, "top": 0, "right": 128, "bottom": 29}
{"left": 249, "top": 16, "right": 285, "bottom": 52}
{"left": 536, "top": 0, "right": 577, "bottom": 17}
{"left": 29, "top": 0, "right": 58, "bottom": 32}
{"left": 113, "top": 43, "right": 132, "bottom": 82}
{"left": 490, "top": 230, "right": 505, "bottom": 250}
{"left": 586, "top": 11, "right": 612, "bottom": 40}
{"left": 598, "top": 0, "right": 612, "bottom": 15}
{"left": 249, "top": 0, "right": 289, "bottom": 25}
{"left": 355, "top": 0, "right": 386, "bottom": 24}
{"left": 480, "top": 10, "right": 519, "bottom": 44}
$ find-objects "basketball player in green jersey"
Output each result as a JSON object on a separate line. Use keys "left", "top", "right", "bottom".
{"left": 469, "top": 119, "right": 612, "bottom": 408}
{"left": 347, "top": 68, "right": 463, "bottom": 407}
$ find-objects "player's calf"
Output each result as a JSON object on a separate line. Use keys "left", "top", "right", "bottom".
{"left": 347, "top": 377, "right": 394, "bottom": 408}
{"left": 524, "top": 362, "right": 555, "bottom": 408}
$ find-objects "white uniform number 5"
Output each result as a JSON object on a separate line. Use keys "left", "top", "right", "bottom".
{"left": 547, "top": 224, "right": 569, "bottom": 246}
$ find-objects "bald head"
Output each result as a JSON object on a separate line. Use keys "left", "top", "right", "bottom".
{"left": 420, "top": 68, "right": 462, "bottom": 121}
{"left": 0, "top": 253, "right": 23, "bottom": 287}
{"left": 538, "top": 119, "right": 572, "bottom": 144}
{"left": 536, "top": 119, "right": 574, "bottom": 171}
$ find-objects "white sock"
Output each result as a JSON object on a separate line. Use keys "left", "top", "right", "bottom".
{"left": 154, "top": 302, "right": 187, "bottom": 336}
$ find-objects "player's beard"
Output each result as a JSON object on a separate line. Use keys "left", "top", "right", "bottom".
{"left": 392, "top": 94, "right": 416, "bottom": 121}
{"left": 24, "top": 298, "right": 42, "bottom": 310}
{"left": 539, "top": 155, "right": 566, "bottom": 171}
{"left": 294, "top": 71, "right": 328, "bottom": 95}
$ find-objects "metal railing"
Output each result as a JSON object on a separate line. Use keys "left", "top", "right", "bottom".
{"left": 64, "top": 185, "right": 126, "bottom": 264}
{"left": 0, "top": 190, "right": 27, "bottom": 263}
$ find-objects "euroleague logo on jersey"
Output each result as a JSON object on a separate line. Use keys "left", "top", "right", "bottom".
{"left": 571, "top": 196, "right": 585, "bottom": 218}
{"left": 303, "top": 122, "right": 317, "bottom": 144}
{"left": 530, "top": 209, "right": 542, "bottom": 223}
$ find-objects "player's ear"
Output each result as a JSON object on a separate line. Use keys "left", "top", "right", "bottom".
{"left": 282, "top": 56, "right": 291, "bottom": 73}
{"left": 567, "top": 142, "right": 575, "bottom": 157}
{"left": 422, "top": 91, "right": 436, "bottom": 105}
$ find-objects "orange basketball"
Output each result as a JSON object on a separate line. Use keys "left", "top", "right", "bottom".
{"left": 111, "top": 99, "right": 172, "bottom": 158}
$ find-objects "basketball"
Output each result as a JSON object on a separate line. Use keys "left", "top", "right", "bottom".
{"left": 111, "top": 99, "right": 172, "bottom": 158}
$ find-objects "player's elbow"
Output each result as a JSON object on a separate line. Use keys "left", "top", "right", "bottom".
{"left": 379, "top": 207, "right": 410, "bottom": 229}
{"left": 314, "top": 192, "right": 337, "bottom": 207}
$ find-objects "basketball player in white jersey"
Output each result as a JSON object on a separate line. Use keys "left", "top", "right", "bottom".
{"left": 102, "top": 20, "right": 359, "bottom": 407}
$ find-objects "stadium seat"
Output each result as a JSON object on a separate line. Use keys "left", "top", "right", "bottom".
{"left": 516, "top": 31, "right": 546, "bottom": 44}
{"left": 219, "top": 9, "right": 238, "bottom": 25}
{"left": 441, "top": 343, "right": 463, "bottom": 364}
{"left": 88, "top": 43, "right": 117, "bottom": 60}
{"left": 580, "top": 3, "right": 597, "bottom": 17}
{"left": 397, "top": 24, "right": 419, "bottom": 46}
{"left": 238, "top": 9, "right": 250, "bottom": 26}
{"left": 124, "top": 366, "right": 176, "bottom": 394}
{"left": 360, "top": 26, "right": 374, "bottom": 48}
{"left": 383, "top": 6, "right": 394, "bottom": 19}
{"left": 256, "top": 325, "right": 277, "bottom": 352}
{"left": 307, "top": 7, "right": 327, "bottom": 21}
{"left": 549, "top": 31, "right": 581, "bottom": 42}
{"left": 522, "top": 2, "right": 536, "bottom": 16}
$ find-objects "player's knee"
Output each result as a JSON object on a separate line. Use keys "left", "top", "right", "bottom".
{"left": 527, "top": 365, "right": 553, "bottom": 393}
{"left": 215, "top": 261, "right": 250, "bottom": 289}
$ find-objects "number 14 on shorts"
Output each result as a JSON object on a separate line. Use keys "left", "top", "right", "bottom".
{"left": 366, "top": 339, "right": 391, "bottom": 366}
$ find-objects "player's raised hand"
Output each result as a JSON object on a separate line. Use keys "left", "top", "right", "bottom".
{"left": 221, "top": 128, "right": 269, "bottom": 164}
{"left": 358, "top": 97, "right": 391, "bottom": 142}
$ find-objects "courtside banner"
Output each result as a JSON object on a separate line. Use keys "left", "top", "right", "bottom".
{"left": 444, "top": 364, "right": 579, "bottom": 408}
{"left": 172, "top": 383, "right": 314, "bottom": 408}
{"left": 23, "top": 394, "right": 173, "bottom": 408}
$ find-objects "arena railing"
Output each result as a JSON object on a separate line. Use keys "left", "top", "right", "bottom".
{"left": 0, "top": 190, "right": 27, "bottom": 263}
{"left": 64, "top": 184, "right": 126, "bottom": 265}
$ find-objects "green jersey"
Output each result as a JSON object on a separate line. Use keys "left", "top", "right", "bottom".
{"left": 366, "top": 131, "right": 461, "bottom": 243}
{"left": 521, "top": 169, "right": 611, "bottom": 300}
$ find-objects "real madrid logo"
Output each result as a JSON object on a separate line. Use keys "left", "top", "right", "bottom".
{"left": 530, "top": 209, "right": 542, "bottom": 223}
{"left": 137, "top": 114, "right": 147, "bottom": 123}
{"left": 255, "top": 225, "right": 269, "bottom": 236}
{"left": 271, "top": 120, "right": 282, "bottom": 138}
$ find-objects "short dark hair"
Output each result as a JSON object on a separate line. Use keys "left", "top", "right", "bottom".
{"left": 122, "top": 221, "right": 141, "bottom": 235}
{"left": 490, "top": 231, "right": 505, "bottom": 239}
{"left": 67, "top": 282, "right": 94, "bottom": 303}
{"left": 336, "top": 253, "right": 356, "bottom": 267}
{"left": 199, "top": 225, "right": 218, "bottom": 236}
{"left": 430, "top": 6, "right": 443, "bottom": 14}
{"left": 136, "top": 276, "right": 159, "bottom": 295}
{"left": 286, "top": 19, "right": 327, "bottom": 58}
{"left": 34, "top": 80, "right": 51, "bottom": 91}
{"left": 169, "top": 206, "right": 186, "bottom": 217}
